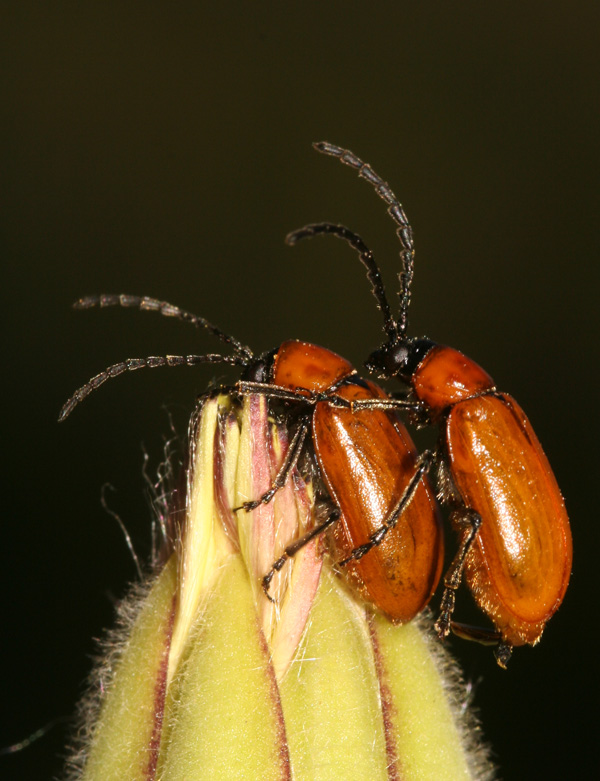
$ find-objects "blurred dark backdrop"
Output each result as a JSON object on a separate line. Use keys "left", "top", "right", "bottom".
{"left": 2, "top": 4, "right": 598, "bottom": 779}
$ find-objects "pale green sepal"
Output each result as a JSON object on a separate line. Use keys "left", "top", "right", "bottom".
{"left": 159, "top": 553, "right": 290, "bottom": 781}
{"left": 168, "top": 396, "right": 235, "bottom": 683}
{"left": 279, "top": 570, "right": 390, "bottom": 781}
{"left": 371, "top": 614, "right": 480, "bottom": 781}
{"left": 82, "top": 555, "right": 177, "bottom": 781}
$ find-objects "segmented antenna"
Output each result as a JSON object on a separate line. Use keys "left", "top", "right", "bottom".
{"left": 313, "top": 141, "right": 414, "bottom": 337}
{"left": 74, "top": 294, "right": 253, "bottom": 362}
{"left": 286, "top": 222, "right": 399, "bottom": 342}
{"left": 59, "top": 352, "right": 247, "bottom": 421}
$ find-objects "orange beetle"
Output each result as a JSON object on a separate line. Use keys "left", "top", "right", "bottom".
{"left": 291, "top": 141, "right": 572, "bottom": 666}
{"left": 254, "top": 338, "right": 444, "bottom": 622}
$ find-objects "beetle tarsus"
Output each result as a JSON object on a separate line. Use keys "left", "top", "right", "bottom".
{"left": 262, "top": 508, "right": 341, "bottom": 601}
{"left": 262, "top": 561, "right": 285, "bottom": 603}
{"left": 434, "top": 591, "right": 455, "bottom": 639}
{"left": 494, "top": 642, "right": 513, "bottom": 669}
{"left": 233, "top": 421, "right": 309, "bottom": 513}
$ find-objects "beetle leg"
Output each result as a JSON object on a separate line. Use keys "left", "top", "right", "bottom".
{"left": 337, "top": 450, "right": 434, "bottom": 567}
{"left": 237, "top": 380, "right": 320, "bottom": 404}
{"left": 345, "top": 397, "right": 421, "bottom": 412}
{"left": 237, "top": 381, "right": 355, "bottom": 409}
{"left": 450, "top": 621, "right": 513, "bottom": 669}
{"left": 234, "top": 420, "right": 310, "bottom": 512}
{"left": 262, "top": 508, "right": 341, "bottom": 601}
{"left": 434, "top": 508, "right": 482, "bottom": 639}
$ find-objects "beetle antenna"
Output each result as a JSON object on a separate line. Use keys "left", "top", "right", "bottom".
{"left": 73, "top": 294, "right": 254, "bottom": 362}
{"left": 286, "top": 222, "right": 399, "bottom": 342}
{"left": 58, "top": 352, "right": 247, "bottom": 421}
{"left": 313, "top": 141, "right": 414, "bottom": 337}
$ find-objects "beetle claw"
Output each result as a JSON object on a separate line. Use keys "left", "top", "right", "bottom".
{"left": 494, "top": 643, "right": 513, "bottom": 669}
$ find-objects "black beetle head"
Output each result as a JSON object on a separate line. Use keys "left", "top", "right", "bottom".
{"left": 365, "top": 337, "right": 435, "bottom": 383}
{"left": 241, "top": 347, "right": 278, "bottom": 383}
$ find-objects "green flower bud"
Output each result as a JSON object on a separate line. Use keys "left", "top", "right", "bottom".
{"left": 66, "top": 395, "right": 495, "bottom": 780}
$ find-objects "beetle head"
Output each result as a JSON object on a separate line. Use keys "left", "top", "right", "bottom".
{"left": 365, "top": 337, "right": 435, "bottom": 384}
{"left": 241, "top": 348, "right": 278, "bottom": 383}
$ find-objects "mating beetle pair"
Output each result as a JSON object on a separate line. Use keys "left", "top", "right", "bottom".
{"left": 60, "top": 142, "right": 572, "bottom": 667}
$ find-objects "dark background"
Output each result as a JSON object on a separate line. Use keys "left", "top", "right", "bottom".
{"left": 2, "top": 4, "right": 598, "bottom": 779}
